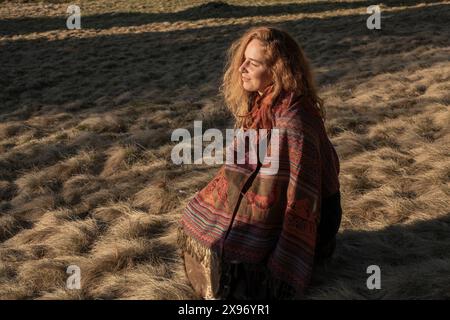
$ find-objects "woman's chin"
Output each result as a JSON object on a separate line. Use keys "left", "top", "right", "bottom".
{"left": 242, "top": 83, "right": 256, "bottom": 92}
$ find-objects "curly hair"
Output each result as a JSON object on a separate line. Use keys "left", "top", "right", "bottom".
{"left": 220, "top": 26, "right": 325, "bottom": 129}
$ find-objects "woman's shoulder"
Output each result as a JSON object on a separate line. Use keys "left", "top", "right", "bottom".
{"left": 273, "top": 92, "right": 322, "bottom": 129}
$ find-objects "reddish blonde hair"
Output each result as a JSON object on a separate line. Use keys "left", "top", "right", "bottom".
{"left": 220, "top": 26, "right": 325, "bottom": 129}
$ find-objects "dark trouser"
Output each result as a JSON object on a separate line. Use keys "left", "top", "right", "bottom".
{"left": 221, "top": 262, "right": 296, "bottom": 300}
{"left": 315, "top": 191, "right": 342, "bottom": 262}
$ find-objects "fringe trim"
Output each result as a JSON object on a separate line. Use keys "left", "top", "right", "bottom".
{"left": 177, "top": 224, "right": 299, "bottom": 300}
{"left": 177, "top": 224, "right": 221, "bottom": 268}
{"left": 177, "top": 224, "right": 224, "bottom": 299}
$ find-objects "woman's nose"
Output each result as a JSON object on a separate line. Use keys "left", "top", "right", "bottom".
{"left": 239, "top": 61, "right": 248, "bottom": 73}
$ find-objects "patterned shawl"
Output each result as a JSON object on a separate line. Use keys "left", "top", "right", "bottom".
{"left": 178, "top": 88, "right": 341, "bottom": 299}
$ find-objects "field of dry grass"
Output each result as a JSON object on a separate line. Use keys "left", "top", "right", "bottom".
{"left": 0, "top": 0, "right": 449, "bottom": 299}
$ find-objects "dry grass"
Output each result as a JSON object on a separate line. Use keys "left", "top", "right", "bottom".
{"left": 0, "top": 0, "right": 449, "bottom": 299}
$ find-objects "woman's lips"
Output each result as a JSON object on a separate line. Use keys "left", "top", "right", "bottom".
{"left": 242, "top": 77, "right": 250, "bottom": 82}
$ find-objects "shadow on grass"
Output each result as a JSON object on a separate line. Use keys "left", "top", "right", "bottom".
{"left": 308, "top": 213, "right": 450, "bottom": 299}
{"left": 0, "top": 0, "right": 446, "bottom": 36}
{"left": 1, "top": 3, "right": 448, "bottom": 114}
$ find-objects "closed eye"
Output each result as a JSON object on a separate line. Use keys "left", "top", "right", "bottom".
{"left": 243, "top": 56, "right": 261, "bottom": 67}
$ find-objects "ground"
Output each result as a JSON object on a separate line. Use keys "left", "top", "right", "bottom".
{"left": 0, "top": 0, "right": 449, "bottom": 299}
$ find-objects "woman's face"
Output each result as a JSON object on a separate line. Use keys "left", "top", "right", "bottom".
{"left": 238, "top": 39, "right": 273, "bottom": 95}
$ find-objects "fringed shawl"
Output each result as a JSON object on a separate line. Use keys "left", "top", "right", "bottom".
{"left": 178, "top": 89, "right": 341, "bottom": 299}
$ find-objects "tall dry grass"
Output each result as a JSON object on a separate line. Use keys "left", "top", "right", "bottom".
{"left": 0, "top": 0, "right": 449, "bottom": 299}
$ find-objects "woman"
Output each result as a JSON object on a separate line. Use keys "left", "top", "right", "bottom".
{"left": 177, "top": 26, "right": 341, "bottom": 300}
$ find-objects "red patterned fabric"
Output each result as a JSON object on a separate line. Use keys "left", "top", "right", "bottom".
{"left": 179, "top": 88, "right": 340, "bottom": 297}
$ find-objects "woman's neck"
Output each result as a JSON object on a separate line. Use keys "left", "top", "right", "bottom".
{"left": 258, "top": 83, "right": 274, "bottom": 96}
